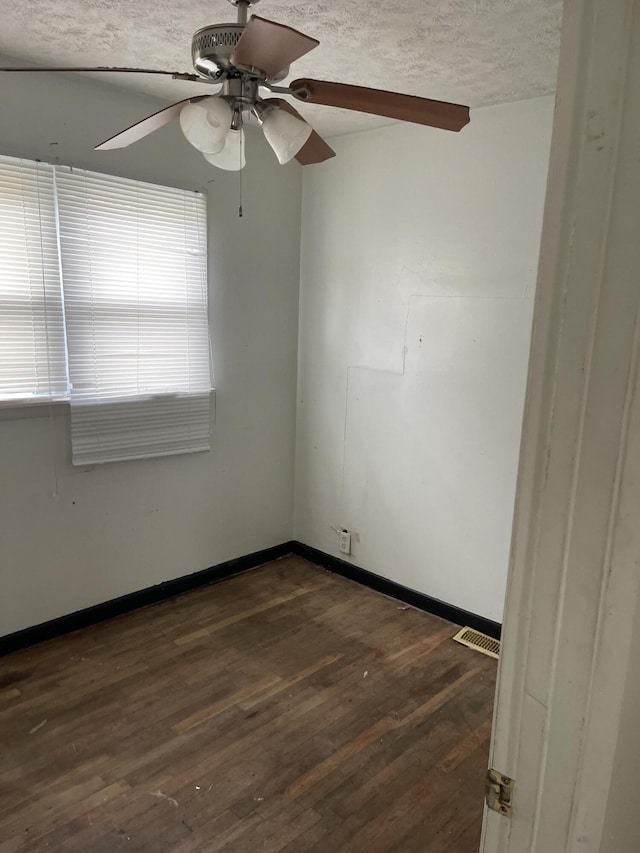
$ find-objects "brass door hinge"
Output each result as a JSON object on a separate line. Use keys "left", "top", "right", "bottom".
{"left": 486, "top": 768, "right": 513, "bottom": 817}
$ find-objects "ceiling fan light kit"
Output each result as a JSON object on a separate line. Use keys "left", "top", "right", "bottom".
{"left": 0, "top": 0, "right": 471, "bottom": 171}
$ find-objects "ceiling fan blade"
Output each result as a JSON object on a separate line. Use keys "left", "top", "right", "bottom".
{"left": 290, "top": 79, "right": 470, "bottom": 132}
{"left": 95, "top": 96, "right": 209, "bottom": 151}
{"left": 265, "top": 99, "right": 335, "bottom": 165}
{"left": 0, "top": 66, "right": 201, "bottom": 81}
{"left": 231, "top": 15, "right": 319, "bottom": 79}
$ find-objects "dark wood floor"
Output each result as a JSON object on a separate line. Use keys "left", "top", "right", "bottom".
{"left": 0, "top": 556, "right": 496, "bottom": 852}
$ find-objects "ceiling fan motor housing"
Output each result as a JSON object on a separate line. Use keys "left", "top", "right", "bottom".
{"left": 192, "top": 25, "right": 244, "bottom": 78}
{"left": 192, "top": 23, "right": 289, "bottom": 81}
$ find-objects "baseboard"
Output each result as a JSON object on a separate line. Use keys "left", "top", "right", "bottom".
{"left": 291, "top": 541, "right": 502, "bottom": 641}
{"left": 0, "top": 541, "right": 296, "bottom": 657}
{"left": 1, "top": 537, "right": 500, "bottom": 656}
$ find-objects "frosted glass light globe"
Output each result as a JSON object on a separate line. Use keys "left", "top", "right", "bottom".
{"left": 203, "top": 128, "right": 246, "bottom": 171}
{"left": 179, "top": 98, "right": 232, "bottom": 155}
{"left": 262, "top": 108, "right": 312, "bottom": 165}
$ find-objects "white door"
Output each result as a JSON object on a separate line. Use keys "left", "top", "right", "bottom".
{"left": 482, "top": 1, "right": 640, "bottom": 851}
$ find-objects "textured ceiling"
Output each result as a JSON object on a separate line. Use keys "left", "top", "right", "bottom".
{"left": 0, "top": 0, "right": 562, "bottom": 137}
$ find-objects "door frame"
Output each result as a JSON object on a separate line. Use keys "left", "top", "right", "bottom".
{"left": 482, "top": 0, "right": 640, "bottom": 850}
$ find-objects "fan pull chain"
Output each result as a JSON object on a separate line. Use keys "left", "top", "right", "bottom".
{"left": 238, "top": 129, "right": 243, "bottom": 218}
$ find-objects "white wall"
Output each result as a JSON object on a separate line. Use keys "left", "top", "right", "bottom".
{"left": 0, "top": 69, "right": 301, "bottom": 635}
{"left": 295, "top": 96, "right": 554, "bottom": 622}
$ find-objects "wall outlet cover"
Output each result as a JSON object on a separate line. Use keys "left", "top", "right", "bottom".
{"left": 339, "top": 530, "right": 351, "bottom": 555}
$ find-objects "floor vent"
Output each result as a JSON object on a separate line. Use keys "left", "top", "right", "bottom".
{"left": 453, "top": 627, "right": 500, "bottom": 659}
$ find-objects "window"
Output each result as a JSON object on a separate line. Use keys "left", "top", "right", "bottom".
{"left": 0, "top": 154, "right": 213, "bottom": 465}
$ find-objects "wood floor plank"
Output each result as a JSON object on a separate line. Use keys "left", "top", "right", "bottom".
{"left": 0, "top": 556, "right": 496, "bottom": 852}
{"left": 172, "top": 584, "right": 320, "bottom": 646}
{"left": 172, "top": 674, "right": 283, "bottom": 734}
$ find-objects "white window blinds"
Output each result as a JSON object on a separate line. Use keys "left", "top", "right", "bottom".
{"left": 55, "top": 167, "right": 212, "bottom": 465}
{"left": 0, "top": 156, "right": 68, "bottom": 403}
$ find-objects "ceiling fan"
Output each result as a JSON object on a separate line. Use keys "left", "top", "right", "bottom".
{"left": 0, "top": 0, "right": 471, "bottom": 171}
